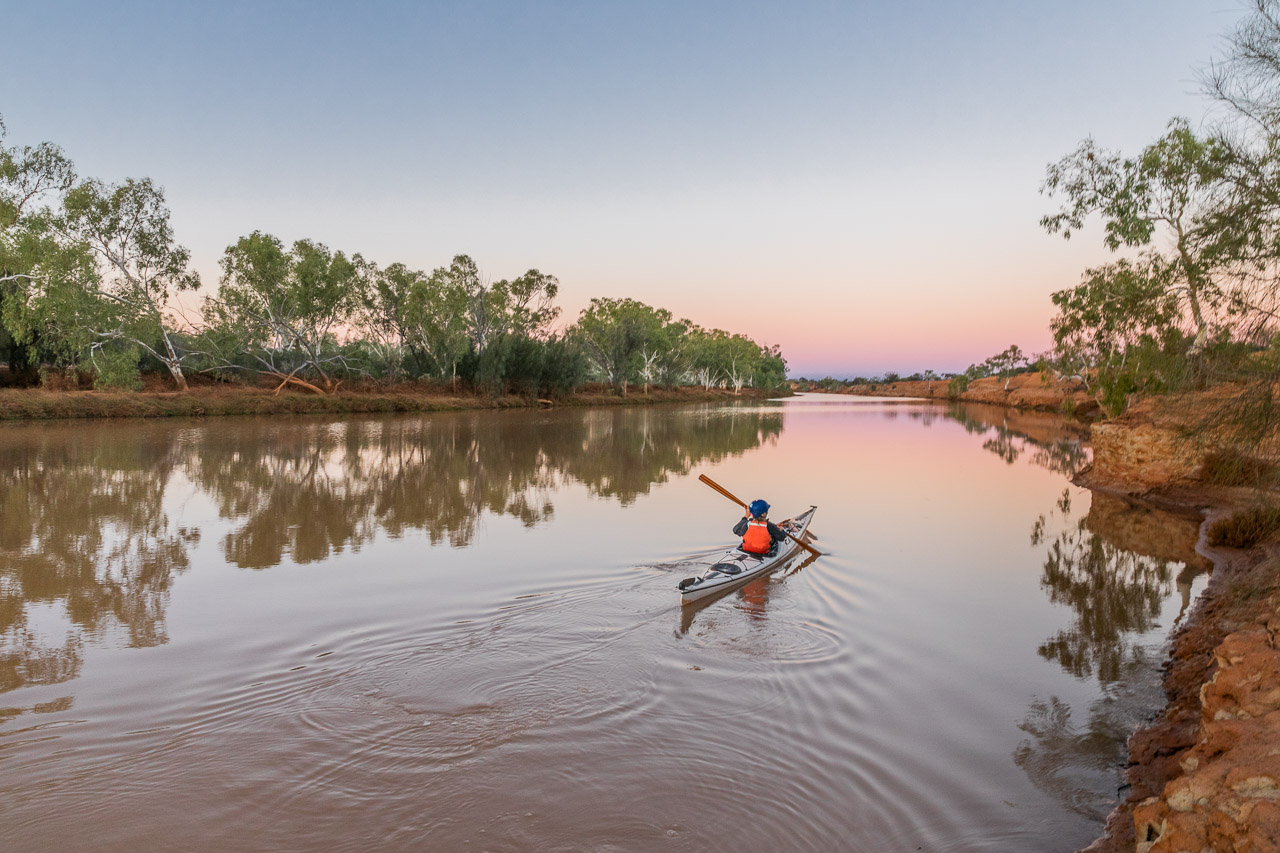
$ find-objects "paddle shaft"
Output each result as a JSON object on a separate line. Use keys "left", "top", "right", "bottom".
{"left": 697, "top": 474, "right": 820, "bottom": 557}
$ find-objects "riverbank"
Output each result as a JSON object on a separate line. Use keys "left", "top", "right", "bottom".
{"left": 1074, "top": 393, "right": 1280, "bottom": 852}
{"left": 0, "top": 383, "right": 782, "bottom": 421}
{"left": 808, "top": 372, "right": 1102, "bottom": 416}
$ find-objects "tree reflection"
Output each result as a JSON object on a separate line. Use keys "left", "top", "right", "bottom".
{"left": 944, "top": 402, "right": 1090, "bottom": 476}
{"left": 1033, "top": 490, "right": 1172, "bottom": 683}
{"left": 0, "top": 406, "right": 782, "bottom": 702}
{"left": 191, "top": 408, "right": 783, "bottom": 569}
{"left": 1031, "top": 490, "right": 1209, "bottom": 684}
{"left": 0, "top": 424, "right": 197, "bottom": 696}
{"left": 1018, "top": 490, "right": 1207, "bottom": 818}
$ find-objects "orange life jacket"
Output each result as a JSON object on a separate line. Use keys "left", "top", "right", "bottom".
{"left": 742, "top": 518, "right": 773, "bottom": 554}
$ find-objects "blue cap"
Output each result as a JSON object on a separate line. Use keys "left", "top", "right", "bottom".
{"left": 749, "top": 499, "right": 770, "bottom": 517}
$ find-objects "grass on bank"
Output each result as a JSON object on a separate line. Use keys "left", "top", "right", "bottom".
{"left": 0, "top": 379, "right": 780, "bottom": 421}
{"left": 1207, "top": 502, "right": 1280, "bottom": 548}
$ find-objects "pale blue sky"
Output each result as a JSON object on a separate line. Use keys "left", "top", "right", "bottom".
{"left": 2, "top": 1, "right": 1241, "bottom": 375}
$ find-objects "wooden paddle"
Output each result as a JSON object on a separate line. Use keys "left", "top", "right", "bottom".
{"left": 697, "top": 474, "right": 820, "bottom": 557}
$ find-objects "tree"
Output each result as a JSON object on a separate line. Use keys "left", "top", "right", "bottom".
{"left": 56, "top": 178, "right": 201, "bottom": 389}
{"left": 211, "top": 232, "right": 366, "bottom": 392}
{"left": 754, "top": 343, "right": 788, "bottom": 390}
{"left": 404, "top": 266, "right": 471, "bottom": 386}
{"left": 435, "top": 255, "right": 561, "bottom": 352}
{"left": 721, "top": 333, "right": 763, "bottom": 394}
{"left": 491, "top": 268, "right": 561, "bottom": 339}
{"left": 0, "top": 118, "right": 79, "bottom": 378}
{"left": 1042, "top": 119, "right": 1229, "bottom": 358}
{"left": 358, "top": 260, "right": 424, "bottom": 380}
{"left": 1050, "top": 260, "right": 1180, "bottom": 373}
{"left": 985, "top": 344, "right": 1027, "bottom": 390}
{"left": 573, "top": 298, "right": 670, "bottom": 394}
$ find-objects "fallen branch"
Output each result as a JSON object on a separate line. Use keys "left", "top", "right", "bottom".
{"left": 268, "top": 372, "right": 327, "bottom": 395}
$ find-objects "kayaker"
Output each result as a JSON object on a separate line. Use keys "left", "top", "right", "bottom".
{"left": 734, "top": 499, "right": 788, "bottom": 555}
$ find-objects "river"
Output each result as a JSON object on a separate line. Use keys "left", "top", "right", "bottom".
{"left": 0, "top": 394, "right": 1209, "bottom": 852}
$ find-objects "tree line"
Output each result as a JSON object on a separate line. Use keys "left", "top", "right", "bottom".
{"left": 0, "top": 121, "right": 787, "bottom": 397}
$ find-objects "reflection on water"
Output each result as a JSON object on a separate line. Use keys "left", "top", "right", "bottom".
{"left": 0, "top": 431, "right": 199, "bottom": 698}
{"left": 1015, "top": 474, "right": 1210, "bottom": 824}
{"left": 0, "top": 398, "right": 1217, "bottom": 851}
{"left": 922, "top": 398, "right": 1208, "bottom": 826}
{"left": 0, "top": 406, "right": 781, "bottom": 698}
{"left": 197, "top": 408, "right": 781, "bottom": 568}
{"left": 1032, "top": 490, "right": 1207, "bottom": 683}
{"left": 944, "top": 401, "right": 1090, "bottom": 476}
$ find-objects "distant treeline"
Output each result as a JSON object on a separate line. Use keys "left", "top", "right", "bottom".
{"left": 0, "top": 119, "right": 786, "bottom": 397}
{"left": 794, "top": 344, "right": 1036, "bottom": 396}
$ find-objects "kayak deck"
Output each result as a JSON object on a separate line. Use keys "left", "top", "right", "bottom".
{"left": 677, "top": 506, "right": 817, "bottom": 603}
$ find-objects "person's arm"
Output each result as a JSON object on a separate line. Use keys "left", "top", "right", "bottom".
{"left": 732, "top": 517, "right": 749, "bottom": 536}
{"left": 768, "top": 521, "right": 788, "bottom": 542}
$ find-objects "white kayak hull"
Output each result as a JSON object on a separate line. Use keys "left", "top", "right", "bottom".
{"left": 678, "top": 507, "right": 817, "bottom": 603}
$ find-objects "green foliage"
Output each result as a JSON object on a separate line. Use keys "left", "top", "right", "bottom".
{"left": 538, "top": 335, "right": 588, "bottom": 398}
{"left": 59, "top": 177, "right": 201, "bottom": 388}
{"left": 754, "top": 344, "right": 788, "bottom": 389}
{"left": 0, "top": 115, "right": 789, "bottom": 398}
{"left": 947, "top": 374, "right": 969, "bottom": 398}
{"left": 212, "top": 231, "right": 365, "bottom": 386}
{"left": 573, "top": 297, "right": 672, "bottom": 392}
{"left": 90, "top": 344, "right": 142, "bottom": 391}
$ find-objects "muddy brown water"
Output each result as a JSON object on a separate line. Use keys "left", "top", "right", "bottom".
{"left": 0, "top": 395, "right": 1209, "bottom": 852}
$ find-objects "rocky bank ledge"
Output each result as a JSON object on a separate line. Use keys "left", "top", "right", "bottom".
{"left": 1076, "top": 393, "right": 1280, "bottom": 853}
{"left": 824, "top": 371, "right": 1102, "bottom": 415}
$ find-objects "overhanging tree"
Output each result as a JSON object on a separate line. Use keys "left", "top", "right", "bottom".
{"left": 1042, "top": 119, "right": 1230, "bottom": 359}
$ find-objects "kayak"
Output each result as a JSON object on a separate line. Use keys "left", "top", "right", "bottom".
{"left": 677, "top": 507, "right": 817, "bottom": 603}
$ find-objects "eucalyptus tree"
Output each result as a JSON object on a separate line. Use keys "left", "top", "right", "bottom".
{"left": 55, "top": 178, "right": 200, "bottom": 389}
{"left": 492, "top": 268, "right": 561, "bottom": 339}
{"left": 1195, "top": 1, "right": 1280, "bottom": 344}
{"left": 634, "top": 309, "right": 683, "bottom": 393}
{"left": 754, "top": 342, "right": 789, "bottom": 389}
{"left": 433, "top": 254, "right": 561, "bottom": 349}
{"left": 1042, "top": 119, "right": 1229, "bottom": 358}
{"left": 721, "top": 332, "right": 764, "bottom": 394}
{"left": 985, "top": 344, "right": 1027, "bottom": 391}
{"left": 573, "top": 297, "right": 671, "bottom": 394}
{"left": 1050, "top": 259, "right": 1181, "bottom": 378}
{"left": 212, "top": 231, "right": 366, "bottom": 392}
{"left": 0, "top": 117, "right": 80, "bottom": 376}
{"left": 684, "top": 325, "right": 722, "bottom": 389}
{"left": 358, "top": 260, "right": 422, "bottom": 379}
{"left": 402, "top": 267, "right": 471, "bottom": 385}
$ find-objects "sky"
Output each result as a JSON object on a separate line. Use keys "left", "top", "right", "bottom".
{"left": 0, "top": 0, "right": 1244, "bottom": 377}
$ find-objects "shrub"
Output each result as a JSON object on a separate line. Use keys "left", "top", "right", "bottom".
{"left": 91, "top": 346, "right": 143, "bottom": 391}
{"left": 1207, "top": 503, "right": 1280, "bottom": 548}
